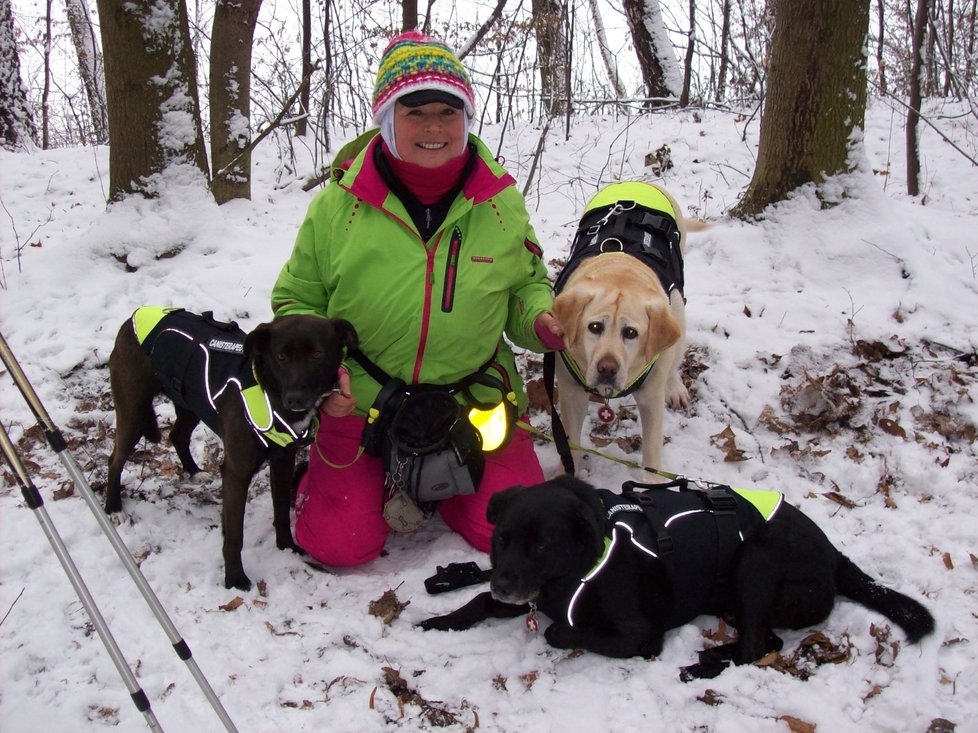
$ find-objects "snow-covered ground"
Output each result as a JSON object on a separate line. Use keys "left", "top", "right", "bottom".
{"left": 1, "top": 99, "right": 976, "bottom": 732}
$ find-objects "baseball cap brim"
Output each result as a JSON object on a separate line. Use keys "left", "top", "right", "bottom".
{"left": 398, "top": 90, "right": 465, "bottom": 109}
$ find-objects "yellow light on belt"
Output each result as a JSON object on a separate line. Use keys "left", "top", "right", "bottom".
{"left": 468, "top": 393, "right": 516, "bottom": 452}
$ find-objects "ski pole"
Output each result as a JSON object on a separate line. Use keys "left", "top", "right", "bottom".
{"left": 0, "top": 422, "right": 165, "bottom": 733}
{"left": 0, "top": 332, "right": 239, "bottom": 733}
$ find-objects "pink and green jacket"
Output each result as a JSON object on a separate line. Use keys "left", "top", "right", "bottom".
{"left": 270, "top": 131, "right": 554, "bottom": 416}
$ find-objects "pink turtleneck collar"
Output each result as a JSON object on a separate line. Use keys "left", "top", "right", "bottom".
{"left": 380, "top": 142, "right": 471, "bottom": 205}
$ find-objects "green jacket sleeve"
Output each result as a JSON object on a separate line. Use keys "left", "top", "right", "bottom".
{"left": 271, "top": 195, "right": 331, "bottom": 318}
{"left": 504, "top": 215, "right": 555, "bottom": 353}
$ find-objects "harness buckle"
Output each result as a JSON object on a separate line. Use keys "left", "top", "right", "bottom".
{"left": 705, "top": 488, "right": 738, "bottom": 515}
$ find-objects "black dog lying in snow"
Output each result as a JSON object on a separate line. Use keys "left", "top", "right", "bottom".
{"left": 105, "top": 307, "right": 356, "bottom": 590}
{"left": 420, "top": 475, "right": 934, "bottom": 678}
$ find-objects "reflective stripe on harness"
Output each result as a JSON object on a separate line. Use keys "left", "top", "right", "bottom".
{"left": 132, "top": 307, "right": 312, "bottom": 449}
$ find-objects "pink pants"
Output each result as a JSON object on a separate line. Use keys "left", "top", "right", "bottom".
{"left": 293, "top": 412, "right": 544, "bottom": 567}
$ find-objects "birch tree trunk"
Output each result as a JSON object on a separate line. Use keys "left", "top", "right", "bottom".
{"left": 588, "top": 0, "right": 627, "bottom": 99}
{"left": 65, "top": 0, "right": 107, "bottom": 143}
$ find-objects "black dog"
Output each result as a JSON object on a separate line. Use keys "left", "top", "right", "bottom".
{"left": 420, "top": 476, "right": 934, "bottom": 679}
{"left": 105, "top": 307, "right": 357, "bottom": 590}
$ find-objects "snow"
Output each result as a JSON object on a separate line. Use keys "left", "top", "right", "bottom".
{"left": 1, "top": 99, "right": 976, "bottom": 732}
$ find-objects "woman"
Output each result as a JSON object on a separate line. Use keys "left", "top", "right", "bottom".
{"left": 270, "top": 31, "right": 564, "bottom": 567}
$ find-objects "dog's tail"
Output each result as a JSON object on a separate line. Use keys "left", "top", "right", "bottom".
{"left": 142, "top": 406, "right": 162, "bottom": 443}
{"left": 835, "top": 554, "right": 934, "bottom": 643}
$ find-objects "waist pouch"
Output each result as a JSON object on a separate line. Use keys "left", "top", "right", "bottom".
{"left": 350, "top": 349, "right": 514, "bottom": 530}
{"left": 384, "top": 389, "right": 485, "bottom": 506}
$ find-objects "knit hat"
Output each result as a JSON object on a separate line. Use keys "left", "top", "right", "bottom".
{"left": 371, "top": 31, "right": 476, "bottom": 125}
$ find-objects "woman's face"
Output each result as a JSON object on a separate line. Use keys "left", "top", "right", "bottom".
{"left": 393, "top": 101, "right": 466, "bottom": 167}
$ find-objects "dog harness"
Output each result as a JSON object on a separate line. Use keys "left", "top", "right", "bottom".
{"left": 553, "top": 183, "right": 686, "bottom": 399}
{"left": 565, "top": 483, "right": 783, "bottom": 630}
{"left": 132, "top": 306, "right": 314, "bottom": 448}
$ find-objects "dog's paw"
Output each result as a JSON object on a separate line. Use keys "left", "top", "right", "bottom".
{"left": 418, "top": 614, "right": 467, "bottom": 632}
{"left": 276, "top": 535, "right": 301, "bottom": 553}
{"left": 544, "top": 622, "right": 577, "bottom": 649}
{"left": 224, "top": 572, "right": 252, "bottom": 592}
{"left": 665, "top": 381, "right": 690, "bottom": 410}
{"left": 679, "top": 659, "right": 730, "bottom": 682}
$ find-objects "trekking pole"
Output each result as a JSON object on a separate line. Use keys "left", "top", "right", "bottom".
{"left": 0, "top": 332, "right": 239, "bottom": 733}
{"left": 0, "top": 422, "right": 165, "bottom": 733}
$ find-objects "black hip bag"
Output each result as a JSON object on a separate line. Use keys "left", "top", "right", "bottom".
{"left": 349, "top": 349, "right": 516, "bottom": 531}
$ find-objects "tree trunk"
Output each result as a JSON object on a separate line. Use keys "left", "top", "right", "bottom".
{"left": 622, "top": 0, "right": 681, "bottom": 107}
{"left": 532, "top": 0, "right": 568, "bottom": 115}
{"left": 730, "top": 0, "right": 870, "bottom": 219}
{"left": 65, "top": 0, "right": 108, "bottom": 143}
{"left": 679, "top": 0, "right": 695, "bottom": 106}
{"left": 716, "top": 0, "right": 730, "bottom": 101}
{"left": 1, "top": 0, "right": 37, "bottom": 149}
{"left": 876, "top": 0, "right": 887, "bottom": 95}
{"left": 210, "top": 0, "right": 262, "bottom": 204}
{"left": 96, "top": 0, "right": 209, "bottom": 201}
{"left": 588, "top": 0, "right": 626, "bottom": 99}
{"left": 907, "top": 0, "right": 929, "bottom": 197}
{"left": 42, "top": 0, "right": 52, "bottom": 148}
{"left": 402, "top": 0, "right": 418, "bottom": 31}
{"left": 295, "top": 0, "right": 311, "bottom": 137}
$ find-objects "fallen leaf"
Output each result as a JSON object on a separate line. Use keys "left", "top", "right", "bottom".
{"left": 219, "top": 596, "right": 245, "bottom": 612}
{"left": 697, "top": 689, "right": 724, "bottom": 706}
{"left": 779, "top": 715, "right": 816, "bottom": 733}
{"left": 710, "top": 425, "right": 747, "bottom": 462}
{"left": 877, "top": 417, "right": 906, "bottom": 438}
{"left": 369, "top": 589, "right": 410, "bottom": 625}
{"left": 943, "top": 552, "right": 954, "bottom": 570}
{"left": 822, "top": 491, "right": 857, "bottom": 509}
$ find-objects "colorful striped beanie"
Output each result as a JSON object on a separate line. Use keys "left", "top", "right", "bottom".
{"left": 371, "top": 31, "right": 476, "bottom": 124}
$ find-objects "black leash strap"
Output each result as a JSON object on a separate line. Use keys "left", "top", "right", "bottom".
{"left": 543, "top": 351, "right": 576, "bottom": 475}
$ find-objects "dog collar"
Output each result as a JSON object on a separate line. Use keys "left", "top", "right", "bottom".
{"left": 558, "top": 349, "right": 659, "bottom": 401}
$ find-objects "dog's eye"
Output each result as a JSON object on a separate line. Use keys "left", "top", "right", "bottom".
{"left": 276, "top": 352, "right": 287, "bottom": 362}
{"left": 311, "top": 351, "right": 323, "bottom": 360}
{"left": 622, "top": 327, "right": 638, "bottom": 340}
{"left": 587, "top": 322, "right": 604, "bottom": 335}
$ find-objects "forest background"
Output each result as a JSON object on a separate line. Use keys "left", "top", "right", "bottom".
{"left": 1, "top": 0, "right": 978, "bottom": 731}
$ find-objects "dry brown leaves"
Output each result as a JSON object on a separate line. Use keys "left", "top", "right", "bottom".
{"left": 369, "top": 666, "right": 475, "bottom": 729}
{"left": 368, "top": 588, "right": 410, "bottom": 626}
{"left": 755, "top": 631, "right": 853, "bottom": 681}
{"left": 710, "top": 425, "right": 748, "bottom": 462}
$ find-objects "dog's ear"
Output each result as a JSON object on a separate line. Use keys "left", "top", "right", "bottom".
{"left": 244, "top": 321, "right": 273, "bottom": 357}
{"left": 487, "top": 485, "right": 527, "bottom": 525}
{"left": 329, "top": 318, "right": 359, "bottom": 350}
{"left": 552, "top": 290, "right": 592, "bottom": 349}
{"left": 644, "top": 302, "right": 681, "bottom": 363}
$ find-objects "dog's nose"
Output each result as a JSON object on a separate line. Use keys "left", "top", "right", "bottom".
{"left": 596, "top": 357, "right": 619, "bottom": 380}
{"left": 282, "top": 391, "right": 314, "bottom": 411}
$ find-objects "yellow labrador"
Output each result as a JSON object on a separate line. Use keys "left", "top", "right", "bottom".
{"left": 552, "top": 182, "right": 699, "bottom": 474}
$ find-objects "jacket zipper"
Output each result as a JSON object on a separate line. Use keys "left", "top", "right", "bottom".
{"left": 413, "top": 230, "right": 443, "bottom": 382}
{"left": 441, "top": 227, "right": 462, "bottom": 313}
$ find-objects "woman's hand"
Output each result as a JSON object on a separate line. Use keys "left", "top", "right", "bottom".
{"left": 323, "top": 366, "right": 357, "bottom": 417}
{"left": 534, "top": 311, "right": 565, "bottom": 351}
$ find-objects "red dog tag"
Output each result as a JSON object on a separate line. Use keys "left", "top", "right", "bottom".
{"left": 597, "top": 403, "right": 615, "bottom": 423}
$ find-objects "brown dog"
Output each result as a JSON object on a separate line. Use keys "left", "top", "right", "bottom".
{"left": 552, "top": 183, "right": 701, "bottom": 474}
{"left": 105, "top": 307, "right": 357, "bottom": 590}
